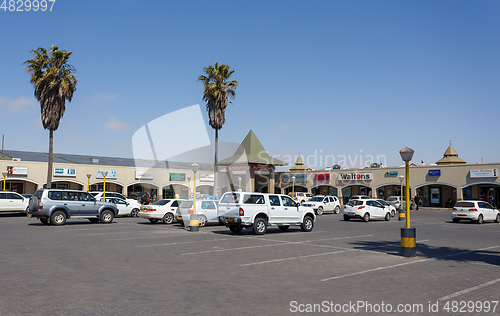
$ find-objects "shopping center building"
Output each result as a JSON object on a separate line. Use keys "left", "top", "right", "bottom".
{"left": 1, "top": 131, "right": 499, "bottom": 208}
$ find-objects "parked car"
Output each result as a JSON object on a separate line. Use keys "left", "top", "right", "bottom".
{"left": 343, "top": 199, "right": 391, "bottom": 222}
{"left": 376, "top": 199, "right": 397, "bottom": 217}
{"left": 386, "top": 196, "right": 414, "bottom": 210}
{"left": 218, "top": 192, "right": 316, "bottom": 235}
{"left": 90, "top": 191, "right": 141, "bottom": 208}
{"left": 27, "top": 189, "right": 118, "bottom": 225}
{"left": 0, "top": 191, "right": 29, "bottom": 213}
{"left": 451, "top": 200, "right": 500, "bottom": 224}
{"left": 139, "top": 199, "right": 185, "bottom": 224}
{"left": 301, "top": 195, "right": 341, "bottom": 215}
{"left": 291, "top": 192, "right": 313, "bottom": 204}
{"left": 99, "top": 197, "right": 140, "bottom": 217}
{"left": 176, "top": 199, "right": 219, "bottom": 227}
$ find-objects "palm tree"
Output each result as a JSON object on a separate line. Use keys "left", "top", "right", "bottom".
{"left": 24, "top": 45, "right": 77, "bottom": 189}
{"left": 198, "top": 62, "right": 238, "bottom": 196}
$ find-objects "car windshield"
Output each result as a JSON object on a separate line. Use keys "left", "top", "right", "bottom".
{"left": 180, "top": 201, "right": 194, "bottom": 208}
{"left": 454, "top": 202, "right": 474, "bottom": 208}
{"left": 309, "top": 197, "right": 323, "bottom": 202}
{"left": 347, "top": 200, "right": 363, "bottom": 206}
{"left": 153, "top": 200, "right": 170, "bottom": 206}
{"left": 220, "top": 193, "right": 240, "bottom": 204}
{"left": 377, "top": 200, "right": 388, "bottom": 205}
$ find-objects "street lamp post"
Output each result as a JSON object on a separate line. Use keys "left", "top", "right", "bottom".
{"left": 187, "top": 177, "right": 191, "bottom": 199}
{"left": 398, "top": 175, "right": 404, "bottom": 221}
{"left": 87, "top": 174, "right": 91, "bottom": 192}
{"left": 2, "top": 172, "right": 7, "bottom": 191}
{"left": 291, "top": 176, "right": 296, "bottom": 200}
{"left": 399, "top": 147, "right": 415, "bottom": 257}
{"left": 190, "top": 163, "right": 200, "bottom": 232}
{"left": 238, "top": 177, "right": 242, "bottom": 192}
{"left": 101, "top": 170, "right": 108, "bottom": 199}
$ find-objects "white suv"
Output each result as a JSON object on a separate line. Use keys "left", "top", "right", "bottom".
{"left": 302, "top": 195, "right": 341, "bottom": 215}
{"left": 292, "top": 192, "right": 313, "bottom": 204}
{"left": 90, "top": 191, "right": 141, "bottom": 208}
{"left": 0, "top": 191, "right": 29, "bottom": 213}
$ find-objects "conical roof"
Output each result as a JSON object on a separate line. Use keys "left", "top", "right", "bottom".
{"left": 436, "top": 143, "right": 466, "bottom": 165}
{"left": 290, "top": 155, "right": 308, "bottom": 171}
{"left": 218, "top": 130, "right": 287, "bottom": 166}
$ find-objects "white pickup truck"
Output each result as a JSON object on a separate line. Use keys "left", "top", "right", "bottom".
{"left": 218, "top": 191, "right": 316, "bottom": 235}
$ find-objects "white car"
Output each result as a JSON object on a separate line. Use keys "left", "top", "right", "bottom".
{"left": 376, "top": 199, "right": 397, "bottom": 217}
{"left": 343, "top": 199, "right": 391, "bottom": 222}
{"left": 386, "top": 196, "right": 414, "bottom": 210}
{"left": 292, "top": 192, "right": 313, "bottom": 204}
{"left": 90, "top": 191, "right": 141, "bottom": 208}
{"left": 176, "top": 200, "right": 219, "bottom": 227}
{"left": 138, "top": 199, "right": 185, "bottom": 224}
{"left": 0, "top": 191, "right": 29, "bottom": 213}
{"left": 100, "top": 197, "right": 140, "bottom": 217}
{"left": 452, "top": 200, "right": 500, "bottom": 224}
{"left": 302, "top": 195, "right": 341, "bottom": 215}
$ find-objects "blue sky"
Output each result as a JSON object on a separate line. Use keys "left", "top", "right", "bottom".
{"left": 1, "top": 0, "right": 499, "bottom": 169}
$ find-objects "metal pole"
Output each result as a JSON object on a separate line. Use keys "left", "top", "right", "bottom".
{"left": 103, "top": 176, "right": 106, "bottom": 199}
{"left": 193, "top": 171, "right": 197, "bottom": 214}
{"left": 405, "top": 160, "right": 410, "bottom": 228}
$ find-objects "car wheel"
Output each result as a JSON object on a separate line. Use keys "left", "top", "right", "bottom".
{"left": 476, "top": 214, "right": 483, "bottom": 224}
{"left": 51, "top": 211, "right": 66, "bottom": 226}
{"left": 385, "top": 213, "right": 390, "bottom": 221}
{"left": 162, "top": 213, "right": 174, "bottom": 224}
{"left": 88, "top": 218, "right": 99, "bottom": 223}
{"left": 149, "top": 219, "right": 159, "bottom": 224}
{"left": 495, "top": 214, "right": 500, "bottom": 223}
{"left": 253, "top": 218, "right": 267, "bottom": 235}
{"left": 391, "top": 210, "right": 396, "bottom": 217}
{"left": 343, "top": 215, "right": 350, "bottom": 221}
{"left": 131, "top": 208, "right": 139, "bottom": 218}
{"left": 334, "top": 206, "right": 340, "bottom": 214}
{"left": 40, "top": 218, "right": 49, "bottom": 225}
{"left": 229, "top": 225, "right": 243, "bottom": 233}
{"left": 199, "top": 215, "right": 207, "bottom": 227}
{"left": 278, "top": 225, "right": 290, "bottom": 231}
{"left": 301, "top": 216, "right": 314, "bottom": 232}
{"left": 100, "top": 210, "right": 114, "bottom": 224}
{"left": 362, "top": 213, "right": 370, "bottom": 222}
{"left": 316, "top": 207, "right": 324, "bottom": 216}
{"left": 452, "top": 218, "right": 459, "bottom": 223}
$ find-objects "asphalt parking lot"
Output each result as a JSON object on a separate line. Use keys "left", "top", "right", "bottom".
{"left": 0, "top": 208, "right": 499, "bottom": 315}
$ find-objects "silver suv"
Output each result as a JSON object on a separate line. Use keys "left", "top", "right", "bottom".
{"left": 27, "top": 189, "right": 119, "bottom": 226}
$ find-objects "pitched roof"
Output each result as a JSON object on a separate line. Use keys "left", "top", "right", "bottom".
{"left": 218, "top": 130, "right": 287, "bottom": 166}
{"left": 436, "top": 144, "right": 466, "bottom": 165}
{"left": 290, "top": 156, "right": 308, "bottom": 171}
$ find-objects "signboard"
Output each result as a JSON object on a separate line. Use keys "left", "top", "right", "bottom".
{"left": 470, "top": 169, "right": 497, "bottom": 178}
{"left": 282, "top": 174, "right": 307, "bottom": 183}
{"left": 315, "top": 174, "right": 330, "bottom": 181}
{"left": 135, "top": 171, "right": 153, "bottom": 180}
{"left": 428, "top": 170, "right": 441, "bottom": 176}
{"left": 54, "top": 168, "right": 76, "bottom": 177}
{"left": 386, "top": 171, "right": 398, "bottom": 176}
{"left": 96, "top": 170, "right": 117, "bottom": 179}
{"left": 200, "top": 174, "right": 214, "bottom": 182}
{"left": 337, "top": 172, "right": 372, "bottom": 181}
{"left": 227, "top": 165, "right": 248, "bottom": 171}
{"left": 169, "top": 173, "right": 186, "bottom": 181}
{"left": 227, "top": 165, "right": 274, "bottom": 171}
{"left": 6, "top": 166, "right": 28, "bottom": 175}
{"left": 250, "top": 165, "right": 274, "bottom": 171}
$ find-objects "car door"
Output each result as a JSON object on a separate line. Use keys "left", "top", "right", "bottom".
{"left": 110, "top": 198, "right": 128, "bottom": 216}
{"left": 6, "top": 193, "right": 25, "bottom": 212}
{"left": 169, "top": 200, "right": 181, "bottom": 216}
{"left": 78, "top": 192, "right": 98, "bottom": 215}
{"left": 268, "top": 195, "right": 283, "bottom": 224}
{"left": 366, "top": 201, "right": 381, "bottom": 218}
{"left": 0, "top": 192, "right": 6, "bottom": 211}
{"left": 281, "top": 195, "right": 301, "bottom": 222}
{"left": 478, "top": 202, "right": 494, "bottom": 221}
{"left": 201, "top": 201, "right": 217, "bottom": 222}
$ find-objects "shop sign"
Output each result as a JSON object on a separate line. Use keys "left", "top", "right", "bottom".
{"left": 227, "top": 165, "right": 248, "bottom": 171}
{"left": 54, "top": 168, "right": 76, "bottom": 177}
{"left": 96, "top": 170, "right": 117, "bottom": 179}
{"left": 315, "top": 174, "right": 330, "bottom": 181}
{"left": 428, "top": 170, "right": 441, "bottom": 176}
{"left": 170, "top": 173, "right": 186, "bottom": 181}
{"left": 200, "top": 174, "right": 214, "bottom": 182}
{"left": 135, "top": 171, "right": 153, "bottom": 180}
{"left": 337, "top": 172, "right": 372, "bottom": 181}
{"left": 7, "top": 166, "right": 28, "bottom": 175}
{"left": 386, "top": 171, "right": 398, "bottom": 176}
{"left": 282, "top": 174, "right": 307, "bottom": 183}
{"left": 470, "top": 169, "right": 498, "bottom": 178}
{"left": 250, "top": 165, "right": 274, "bottom": 171}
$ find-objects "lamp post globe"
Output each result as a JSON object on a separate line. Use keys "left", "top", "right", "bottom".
{"left": 399, "top": 147, "right": 414, "bottom": 162}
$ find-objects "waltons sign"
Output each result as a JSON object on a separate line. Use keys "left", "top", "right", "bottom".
{"left": 337, "top": 172, "right": 373, "bottom": 181}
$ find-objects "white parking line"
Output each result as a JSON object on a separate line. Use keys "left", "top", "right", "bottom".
{"left": 181, "top": 234, "right": 374, "bottom": 256}
{"left": 438, "top": 278, "right": 500, "bottom": 301}
{"left": 109, "top": 233, "right": 205, "bottom": 241}
{"left": 321, "top": 245, "right": 500, "bottom": 282}
{"left": 137, "top": 237, "right": 236, "bottom": 248}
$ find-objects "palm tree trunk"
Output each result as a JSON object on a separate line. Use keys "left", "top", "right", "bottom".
{"left": 214, "top": 129, "right": 218, "bottom": 196}
{"left": 47, "top": 129, "right": 54, "bottom": 189}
